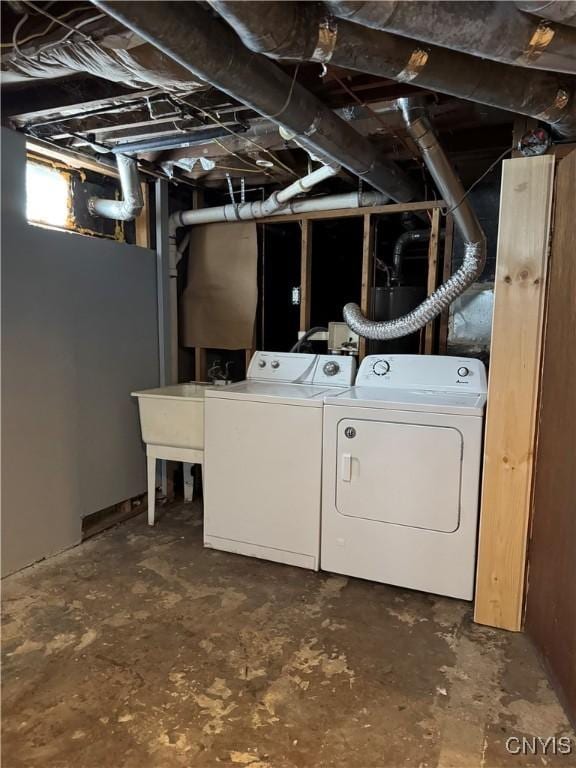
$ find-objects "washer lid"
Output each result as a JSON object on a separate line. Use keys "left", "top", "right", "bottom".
{"left": 325, "top": 386, "right": 486, "bottom": 416}
{"left": 205, "top": 380, "right": 338, "bottom": 406}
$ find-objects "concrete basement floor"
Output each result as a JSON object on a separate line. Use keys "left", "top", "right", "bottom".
{"left": 2, "top": 502, "right": 575, "bottom": 768}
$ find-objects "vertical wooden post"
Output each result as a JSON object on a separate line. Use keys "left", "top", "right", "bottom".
{"left": 474, "top": 155, "right": 555, "bottom": 631}
{"left": 300, "top": 219, "right": 312, "bottom": 332}
{"left": 195, "top": 348, "right": 207, "bottom": 381}
{"left": 135, "top": 182, "right": 150, "bottom": 248}
{"left": 359, "top": 213, "right": 375, "bottom": 361}
{"left": 438, "top": 214, "right": 454, "bottom": 354}
{"left": 424, "top": 207, "right": 441, "bottom": 354}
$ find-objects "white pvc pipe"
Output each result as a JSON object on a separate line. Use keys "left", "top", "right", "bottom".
{"left": 173, "top": 163, "right": 341, "bottom": 228}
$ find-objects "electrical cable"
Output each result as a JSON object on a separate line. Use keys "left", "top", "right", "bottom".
{"left": 187, "top": 101, "right": 300, "bottom": 179}
{"left": 267, "top": 64, "right": 301, "bottom": 119}
{"left": 1, "top": 5, "right": 88, "bottom": 48}
{"left": 442, "top": 146, "right": 512, "bottom": 216}
{"left": 20, "top": 0, "right": 94, "bottom": 40}
{"left": 290, "top": 327, "right": 328, "bottom": 353}
{"left": 29, "top": 13, "right": 106, "bottom": 57}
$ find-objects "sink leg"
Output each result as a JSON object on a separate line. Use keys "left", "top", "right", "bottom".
{"left": 147, "top": 454, "right": 156, "bottom": 526}
{"left": 183, "top": 462, "right": 195, "bottom": 502}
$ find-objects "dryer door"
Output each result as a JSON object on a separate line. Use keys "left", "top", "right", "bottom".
{"left": 336, "top": 418, "right": 462, "bottom": 532}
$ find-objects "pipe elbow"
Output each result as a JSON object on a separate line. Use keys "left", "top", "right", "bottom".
{"left": 87, "top": 155, "right": 144, "bottom": 222}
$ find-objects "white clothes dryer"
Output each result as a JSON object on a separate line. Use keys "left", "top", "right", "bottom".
{"left": 321, "top": 354, "right": 487, "bottom": 600}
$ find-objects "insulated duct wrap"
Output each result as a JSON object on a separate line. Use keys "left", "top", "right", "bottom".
{"left": 212, "top": 1, "right": 576, "bottom": 139}
{"left": 343, "top": 98, "right": 486, "bottom": 341}
{"left": 92, "top": 0, "right": 418, "bottom": 202}
{"left": 327, "top": 1, "right": 576, "bottom": 74}
{"left": 88, "top": 153, "right": 144, "bottom": 220}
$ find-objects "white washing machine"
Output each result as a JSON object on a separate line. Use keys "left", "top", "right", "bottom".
{"left": 204, "top": 351, "right": 355, "bottom": 570}
{"left": 321, "top": 354, "right": 487, "bottom": 600}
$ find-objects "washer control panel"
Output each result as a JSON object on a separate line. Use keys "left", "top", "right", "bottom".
{"left": 355, "top": 354, "right": 487, "bottom": 393}
{"left": 248, "top": 352, "right": 355, "bottom": 387}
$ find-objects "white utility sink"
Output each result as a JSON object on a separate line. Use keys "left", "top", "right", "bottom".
{"left": 132, "top": 382, "right": 213, "bottom": 450}
{"left": 132, "top": 383, "right": 215, "bottom": 525}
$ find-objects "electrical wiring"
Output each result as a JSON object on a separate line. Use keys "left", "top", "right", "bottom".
{"left": 191, "top": 104, "right": 300, "bottom": 179}
{"left": 30, "top": 12, "right": 106, "bottom": 57}
{"left": 1, "top": 4, "right": 87, "bottom": 48}
{"left": 211, "top": 140, "right": 272, "bottom": 174}
{"left": 21, "top": 1, "right": 94, "bottom": 40}
{"left": 442, "top": 146, "right": 512, "bottom": 216}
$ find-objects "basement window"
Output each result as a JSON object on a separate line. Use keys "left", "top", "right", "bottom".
{"left": 26, "top": 161, "right": 71, "bottom": 229}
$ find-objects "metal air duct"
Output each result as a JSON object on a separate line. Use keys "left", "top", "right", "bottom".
{"left": 92, "top": 1, "right": 418, "bottom": 203}
{"left": 212, "top": 1, "right": 576, "bottom": 138}
{"left": 516, "top": 1, "right": 576, "bottom": 28}
{"left": 343, "top": 98, "right": 486, "bottom": 341}
{"left": 328, "top": 1, "right": 576, "bottom": 74}
{"left": 88, "top": 153, "right": 143, "bottom": 220}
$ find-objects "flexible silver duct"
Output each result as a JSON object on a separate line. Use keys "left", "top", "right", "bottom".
{"left": 343, "top": 98, "right": 486, "bottom": 340}
{"left": 88, "top": 153, "right": 144, "bottom": 221}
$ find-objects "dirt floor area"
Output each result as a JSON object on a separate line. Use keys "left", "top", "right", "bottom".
{"left": 2, "top": 501, "right": 575, "bottom": 768}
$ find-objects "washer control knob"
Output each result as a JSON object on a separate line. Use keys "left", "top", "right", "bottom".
{"left": 258, "top": 360, "right": 267, "bottom": 368}
{"left": 271, "top": 361, "right": 280, "bottom": 369}
{"left": 373, "top": 360, "right": 390, "bottom": 376}
{"left": 323, "top": 361, "right": 341, "bottom": 377}
{"left": 457, "top": 366, "right": 470, "bottom": 377}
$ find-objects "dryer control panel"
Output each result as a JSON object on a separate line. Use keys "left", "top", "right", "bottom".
{"left": 248, "top": 351, "right": 356, "bottom": 388}
{"left": 356, "top": 354, "right": 487, "bottom": 393}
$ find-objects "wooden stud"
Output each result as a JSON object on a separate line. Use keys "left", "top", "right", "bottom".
{"left": 135, "top": 182, "right": 150, "bottom": 248}
{"left": 438, "top": 214, "right": 455, "bottom": 354}
{"left": 195, "top": 348, "right": 207, "bottom": 382}
{"left": 258, "top": 199, "right": 444, "bottom": 225}
{"left": 358, "top": 213, "right": 375, "bottom": 361}
{"left": 300, "top": 219, "right": 312, "bottom": 333}
{"left": 424, "top": 208, "right": 441, "bottom": 355}
{"left": 474, "top": 155, "right": 555, "bottom": 631}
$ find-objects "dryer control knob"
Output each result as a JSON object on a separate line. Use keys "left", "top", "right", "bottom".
{"left": 271, "top": 361, "right": 280, "bottom": 369}
{"left": 457, "top": 366, "right": 470, "bottom": 377}
{"left": 373, "top": 360, "right": 390, "bottom": 376}
{"left": 323, "top": 361, "right": 341, "bottom": 376}
{"left": 258, "top": 360, "right": 267, "bottom": 368}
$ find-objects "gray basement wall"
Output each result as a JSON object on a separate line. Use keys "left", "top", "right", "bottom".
{"left": 1, "top": 128, "right": 159, "bottom": 576}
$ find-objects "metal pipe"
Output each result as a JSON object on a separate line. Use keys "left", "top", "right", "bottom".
{"left": 328, "top": 0, "right": 576, "bottom": 74}
{"left": 343, "top": 97, "right": 486, "bottom": 341}
{"left": 110, "top": 125, "right": 246, "bottom": 155}
{"left": 87, "top": 153, "right": 144, "bottom": 221}
{"left": 211, "top": 1, "right": 576, "bottom": 138}
{"left": 92, "top": 1, "right": 418, "bottom": 202}
{"left": 392, "top": 230, "right": 430, "bottom": 284}
{"left": 516, "top": 1, "right": 576, "bottom": 28}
